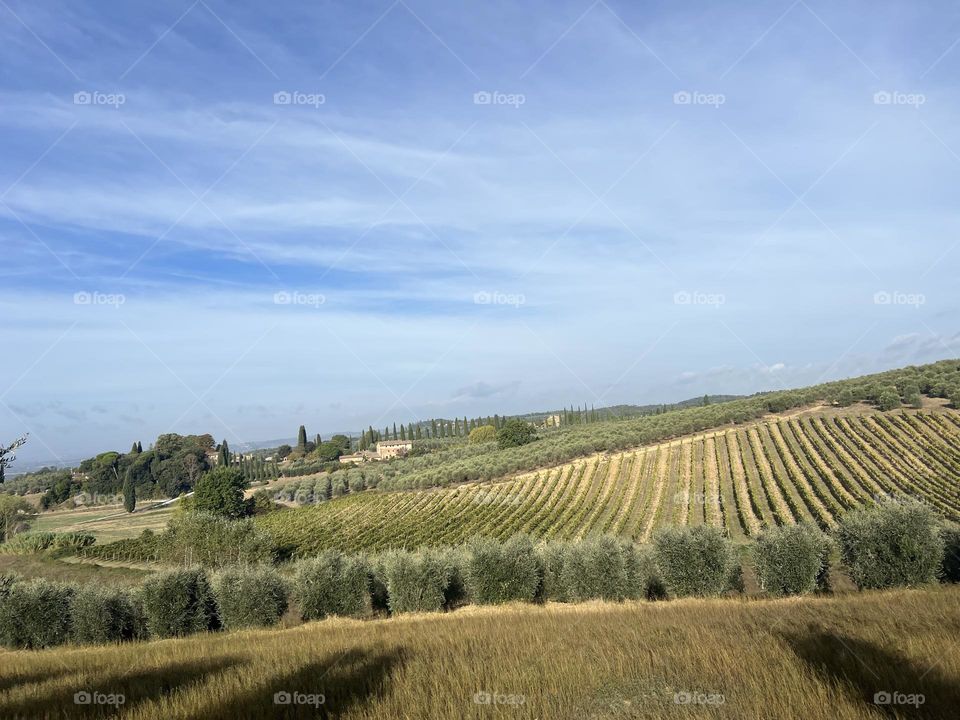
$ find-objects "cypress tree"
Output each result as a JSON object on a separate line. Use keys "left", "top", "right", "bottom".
{"left": 400, "top": 425, "right": 406, "bottom": 441}
{"left": 218, "top": 439, "right": 230, "bottom": 466}
{"left": 297, "top": 425, "right": 307, "bottom": 453}
{"left": 392, "top": 423, "right": 398, "bottom": 440}
{"left": 415, "top": 425, "right": 422, "bottom": 440}
{"left": 130, "top": 441, "right": 140, "bottom": 455}
{"left": 431, "top": 419, "right": 438, "bottom": 437}
{"left": 408, "top": 423, "right": 414, "bottom": 441}
{"left": 454, "top": 418, "right": 460, "bottom": 436}
{"left": 463, "top": 416, "right": 468, "bottom": 436}
{"left": 315, "top": 434, "right": 322, "bottom": 448}
{"left": 122, "top": 473, "right": 136, "bottom": 513}
{"left": 136, "top": 441, "right": 143, "bottom": 453}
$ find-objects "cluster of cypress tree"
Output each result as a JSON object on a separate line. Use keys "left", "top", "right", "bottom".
{"left": 357, "top": 415, "right": 518, "bottom": 450}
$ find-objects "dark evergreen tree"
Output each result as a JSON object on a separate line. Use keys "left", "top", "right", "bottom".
{"left": 400, "top": 425, "right": 406, "bottom": 441}
{"left": 130, "top": 442, "right": 140, "bottom": 455}
{"left": 122, "top": 473, "right": 136, "bottom": 513}
{"left": 218, "top": 439, "right": 230, "bottom": 466}
{"left": 297, "top": 425, "right": 307, "bottom": 453}
{"left": 136, "top": 441, "right": 143, "bottom": 453}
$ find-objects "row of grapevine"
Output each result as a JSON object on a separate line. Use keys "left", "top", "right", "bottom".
{"left": 255, "top": 409, "right": 960, "bottom": 555}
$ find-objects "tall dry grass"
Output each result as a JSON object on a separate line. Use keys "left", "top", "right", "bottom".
{"left": 0, "top": 585, "right": 957, "bottom": 718}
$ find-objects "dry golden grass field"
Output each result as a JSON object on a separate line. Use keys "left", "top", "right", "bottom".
{"left": 1, "top": 585, "right": 957, "bottom": 719}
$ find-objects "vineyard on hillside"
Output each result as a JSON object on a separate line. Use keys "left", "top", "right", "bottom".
{"left": 257, "top": 406, "right": 960, "bottom": 555}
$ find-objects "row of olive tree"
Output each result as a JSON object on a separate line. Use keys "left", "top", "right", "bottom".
{"left": 3, "top": 500, "right": 955, "bottom": 650}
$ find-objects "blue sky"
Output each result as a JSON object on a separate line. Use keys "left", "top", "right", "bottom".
{"left": 2, "top": 0, "right": 959, "bottom": 465}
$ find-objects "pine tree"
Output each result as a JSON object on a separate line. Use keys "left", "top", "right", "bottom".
{"left": 122, "top": 473, "right": 136, "bottom": 513}
{"left": 297, "top": 425, "right": 307, "bottom": 453}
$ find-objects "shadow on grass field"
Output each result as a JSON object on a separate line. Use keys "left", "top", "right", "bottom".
{"left": 0, "top": 585, "right": 957, "bottom": 719}
{"left": 781, "top": 625, "right": 960, "bottom": 717}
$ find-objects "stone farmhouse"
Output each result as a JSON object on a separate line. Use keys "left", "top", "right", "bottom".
{"left": 339, "top": 439, "right": 414, "bottom": 465}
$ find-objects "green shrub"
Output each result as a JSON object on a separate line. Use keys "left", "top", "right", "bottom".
{"left": 942, "top": 526, "right": 960, "bottom": 583}
{"left": 0, "top": 531, "right": 95, "bottom": 555}
{"left": 293, "top": 551, "right": 370, "bottom": 620}
{"left": 70, "top": 586, "right": 145, "bottom": 644}
{"left": 468, "top": 425, "right": 497, "bottom": 444}
{"left": 212, "top": 565, "right": 289, "bottom": 629}
{"left": 158, "top": 512, "right": 274, "bottom": 568}
{"left": 560, "top": 537, "right": 628, "bottom": 602}
{"left": 877, "top": 386, "right": 901, "bottom": 411}
{"left": 496, "top": 419, "right": 537, "bottom": 449}
{"left": 0, "top": 578, "right": 75, "bottom": 648}
{"left": 836, "top": 500, "right": 944, "bottom": 589}
{"left": 463, "top": 535, "right": 541, "bottom": 605}
{"left": 380, "top": 549, "right": 451, "bottom": 614}
{"left": 652, "top": 526, "right": 740, "bottom": 597}
{"left": 753, "top": 523, "right": 832, "bottom": 596}
{"left": 140, "top": 568, "right": 219, "bottom": 638}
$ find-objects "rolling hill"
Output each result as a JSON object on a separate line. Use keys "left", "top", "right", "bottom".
{"left": 254, "top": 401, "right": 960, "bottom": 556}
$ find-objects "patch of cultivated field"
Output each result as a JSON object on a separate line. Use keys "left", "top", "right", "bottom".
{"left": 258, "top": 407, "right": 960, "bottom": 555}
{"left": 33, "top": 503, "right": 176, "bottom": 543}
{"left": 0, "top": 554, "right": 152, "bottom": 586}
{"left": 0, "top": 586, "right": 957, "bottom": 719}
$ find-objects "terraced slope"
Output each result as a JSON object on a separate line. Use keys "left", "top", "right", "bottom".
{"left": 259, "top": 407, "right": 960, "bottom": 555}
